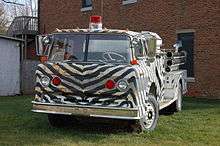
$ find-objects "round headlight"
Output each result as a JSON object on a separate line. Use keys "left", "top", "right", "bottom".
{"left": 40, "top": 76, "right": 50, "bottom": 87}
{"left": 117, "top": 80, "right": 128, "bottom": 91}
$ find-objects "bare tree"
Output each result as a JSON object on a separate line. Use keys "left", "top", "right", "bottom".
{"left": 16, "top": 1, "right": 31, "bottom": 16}
{"left": 1, "top": 0, "right": 24, "bottom": 6}
{"left": 3, "top": 0, "right": 37, "bottom": 21}
{"left": 17, "top": 0, "right": 37, "bottom": 17}
{"left": 0, "top": 0, "right": 37, "bottom": 33}
{"left": 0, "top": 3, "right": 9, "bottom": 33}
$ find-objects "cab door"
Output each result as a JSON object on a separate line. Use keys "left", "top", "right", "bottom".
{"left": 132, "top": 37, "right": 150, "bottom": 96}
{"left": 144, "top": 36, "right": 165, "bottom": 102}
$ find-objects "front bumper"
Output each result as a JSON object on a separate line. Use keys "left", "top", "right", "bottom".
{"left": 32, "top": 101, "right": 140, "bottom": 120}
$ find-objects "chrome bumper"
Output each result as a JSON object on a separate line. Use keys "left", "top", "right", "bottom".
{"left": 32, "top": 101, "right": 140, "bottom": 120}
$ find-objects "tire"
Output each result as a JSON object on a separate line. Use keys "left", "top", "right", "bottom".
{"left": 139, "top": 94, "right": 159, "bottom": 131}
{"left": 175, "top": 84, "right": 182, "bottom": 112}
{"left": 161, "top": 84, "right": 182, "bottom": 115}
{"left": 48, "top": 114, "right": 74, "bottom": 127}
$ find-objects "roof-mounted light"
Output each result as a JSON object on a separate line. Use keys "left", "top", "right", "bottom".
{"left": 89, "top": 15, "right": 102, "bottom": 31}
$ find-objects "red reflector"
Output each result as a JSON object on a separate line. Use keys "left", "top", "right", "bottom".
{"left": 130, "top": 59, "right": 138, "bottom": 65}
{"left": 105, "top": 79, "right": 116, "bottom": 89}
{"left": 90, "top": 15, "right": 102, "bottom": 23}
{"left": 52, "top": 76, "right": 61, "bottom": 86}
{"left": 40, "top": 56, "right": 48, "bottom": 63}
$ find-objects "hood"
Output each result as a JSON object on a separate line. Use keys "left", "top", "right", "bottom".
{"left": 36, "top": 62, "right": 136, "bottom": 97}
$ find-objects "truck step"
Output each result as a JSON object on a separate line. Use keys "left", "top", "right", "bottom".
{"left": 159, "top": 99, "right": 176, "bottom": 110}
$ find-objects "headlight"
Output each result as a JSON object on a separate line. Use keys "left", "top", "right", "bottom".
{"left": 40, "top": 76, "right": 50, "bottom": 87}
{"left": 117, "top": 80, "right": 128, "bottom": 91}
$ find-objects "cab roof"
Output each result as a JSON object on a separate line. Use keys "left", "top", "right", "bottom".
{"left": 54, "top": 28, "right": 140, "bottom": 37}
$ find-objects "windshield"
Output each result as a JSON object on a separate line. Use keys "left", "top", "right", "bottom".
{"left": 87, "top": 35, "right": 130, "bottom": 63}
{"left": 48, "top": 33, "right": 130, "bottom": 63}
{"left": 49, "top": 34, "right": 86, "bottom": 62}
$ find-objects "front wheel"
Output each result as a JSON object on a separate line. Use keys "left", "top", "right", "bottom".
{"left": 48, "top": 114, "right": 75, "bottom": 127}
{"left": 132, "top": 94, "right": 159, "bottom": 132}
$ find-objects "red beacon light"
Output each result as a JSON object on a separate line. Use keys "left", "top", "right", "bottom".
{"left": 89, "top": 15, "right": 102, "bottom": 31}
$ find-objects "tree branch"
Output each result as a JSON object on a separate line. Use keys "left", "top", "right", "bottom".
{"left": 1, "top": 0, "right": 24, "bottom": 6}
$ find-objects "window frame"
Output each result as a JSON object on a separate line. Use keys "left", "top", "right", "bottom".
{"left": 177, "top": 31, "right": 195, "bottom": 79}
{"left": 81, "top": 0, "right": 92, "bottom": 12}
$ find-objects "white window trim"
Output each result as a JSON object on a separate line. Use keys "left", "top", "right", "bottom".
{"left": 81, "top": 6, "right": 92, "bottom": 12}
{"left": 176, "top": 29, "right": 196, "bottom": 34}
{"left": 186, "top": 77, "right": 195, "bottom": 83}
{"left": 122, "top": 0, "right": 137, "bottom": 5}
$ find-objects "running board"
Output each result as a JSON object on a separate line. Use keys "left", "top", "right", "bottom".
{"left": 159, "top": 97, "right": 177, "bottom": 110}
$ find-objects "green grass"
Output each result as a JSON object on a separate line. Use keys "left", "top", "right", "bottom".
{"left": 0, "top": 96, "right": 220, "bottom": 146}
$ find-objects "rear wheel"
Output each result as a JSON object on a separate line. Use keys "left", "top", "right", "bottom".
{"left": 175, "top": 84, "right": 182, "bottom": 112}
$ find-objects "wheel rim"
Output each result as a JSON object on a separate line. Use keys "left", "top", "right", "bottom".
{"left": 142, "top": 102, "right": 156, "bottom": 129}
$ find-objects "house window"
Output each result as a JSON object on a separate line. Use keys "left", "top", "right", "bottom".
{"left": 122, "top": 0, "right": 137, "bottom": 5}
{"left": 177, "top": 32, "right": 195, "bottom": 78}
{"left": 81, "top": 0, "right": 92, "bottom": 12}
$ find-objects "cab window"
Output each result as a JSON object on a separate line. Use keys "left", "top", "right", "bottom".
{"left": 133, "top": 39, "right": 145, "bottom": 58}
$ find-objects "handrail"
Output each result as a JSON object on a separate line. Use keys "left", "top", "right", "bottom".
{"left": 7, "top": 16, "right": 38, "bottom": 36}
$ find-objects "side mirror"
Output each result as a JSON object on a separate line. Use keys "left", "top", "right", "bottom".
{"left": 36, "top": 35, "right": 44, "bottom": 56}
{"left": 42, "top": 36, "right": 52, "bottom": 45}
{"left": 36, "top": 35, "right": 52, "bottom": 56}
{"left": 147, "top": 38, "right": 156, "bottom": 57}
{"left": 146, "top": 38, "right": 156, "bottom": 63}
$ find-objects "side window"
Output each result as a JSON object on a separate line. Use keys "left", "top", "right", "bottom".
{"left": 133, "top": 39, "right": 144, "bottom": 58}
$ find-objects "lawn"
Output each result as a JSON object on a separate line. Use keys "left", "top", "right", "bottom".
{"left": 0, "top": 96, "right": 219, "bottom": 146}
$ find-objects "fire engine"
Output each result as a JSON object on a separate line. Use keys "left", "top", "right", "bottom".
{"left": 32, "top": 16, "right": 187, "bottom": 132}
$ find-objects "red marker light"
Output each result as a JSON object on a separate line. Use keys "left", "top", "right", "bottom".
{"left": 105, "top": 79, "right": 116, "bottom": 89}
{"left": 52, "top": 76, "right": 61, "bottom": 86}
{"left": 90, "top": 15, "right": 102, "bottom": 23}
{"left": 130, "top": 59, "right": 138, "bottom": 65}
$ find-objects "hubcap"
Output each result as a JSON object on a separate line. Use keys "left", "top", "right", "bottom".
{"left": 148, "top": 111, "right": 153, "bottom": 119}
{"left": 143, "top": 102, "right": 155, "bottom": 129}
